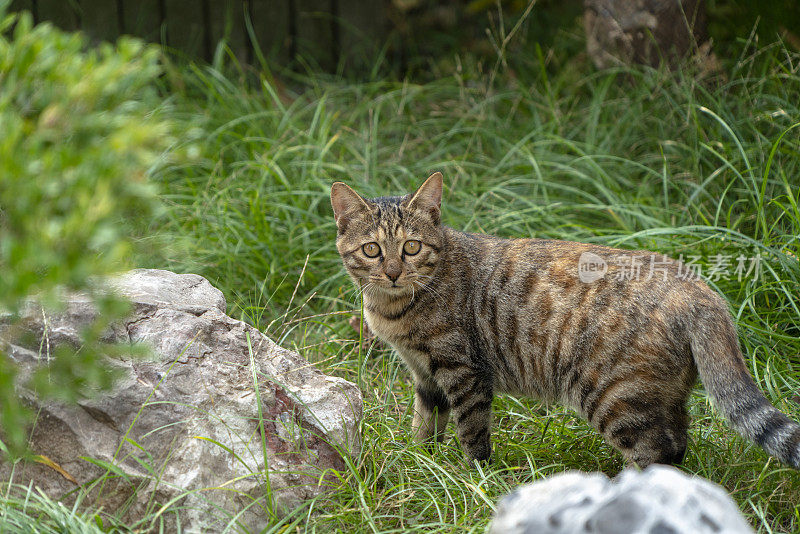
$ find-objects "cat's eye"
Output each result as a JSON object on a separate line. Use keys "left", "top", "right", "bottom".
{"left": 403, "top": 240, "right": 422, "bottom": 255}
{"left": 362, "top": 242, "right": 381, "bottom": 258}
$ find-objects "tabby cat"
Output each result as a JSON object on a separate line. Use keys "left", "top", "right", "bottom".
{"left": 331, "top": 172, "right": 800, "bottom": 468}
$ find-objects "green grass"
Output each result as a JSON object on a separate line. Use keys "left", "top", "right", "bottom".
{"left": 142, "top": 40, "right": 800, "bottom": 532}
{"left": 7, "top": 36, "right": 800, "bottom": 532}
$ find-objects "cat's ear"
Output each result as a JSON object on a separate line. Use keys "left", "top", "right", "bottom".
{"left": 404, "top": 172, "right": 443, "bottom": 224}
{"left": 331, "top": 182, "right": 371, "bottom": 232}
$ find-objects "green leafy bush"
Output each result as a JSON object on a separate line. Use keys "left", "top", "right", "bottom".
{"left": 0, "top": 6, "right": 173, "bottom": 455}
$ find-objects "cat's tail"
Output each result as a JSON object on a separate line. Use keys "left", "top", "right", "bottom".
{"left": 690, "top": 301, "right": 800, "bottom": 468}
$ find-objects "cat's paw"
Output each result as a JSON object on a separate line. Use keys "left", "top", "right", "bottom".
{"left": 465, "top": 444, "right": 493, "bottom": 467}
{"left": 467, "top": 454, "right": 493, "bottom": 469}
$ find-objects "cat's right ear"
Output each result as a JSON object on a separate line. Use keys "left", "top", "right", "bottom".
{"left": 331, "top": 182, "right": 371, "bottom": 232}
{"left": 404, "top": 171, "right": 443, "bottom": 224}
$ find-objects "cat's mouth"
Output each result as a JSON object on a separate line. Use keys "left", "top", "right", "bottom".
{"left": 372, "top": 281, "right": 412, "bottom": 295}
{"left": 381, "top": 283, "right": 407, "bottom": 292}
{"left": 363, "top": 276, "right": 416, "bottom": 297}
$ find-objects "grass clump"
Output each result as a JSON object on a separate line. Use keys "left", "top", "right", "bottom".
{"left": 0, "top": 484, "right": 107, "bottom": 534}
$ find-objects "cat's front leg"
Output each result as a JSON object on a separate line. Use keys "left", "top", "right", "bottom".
{"left": 412, "top": 378, "right": 451, "bottom": 444}
{"left": 434, "top": 365, "right": 494, "bottom": 464}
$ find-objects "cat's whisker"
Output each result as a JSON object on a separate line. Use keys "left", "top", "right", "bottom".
{"left": 412, "top": 275, "right": 447, "bottom": 306}
{"left": 351, "top": 281, "right": 376, "bottom": 305}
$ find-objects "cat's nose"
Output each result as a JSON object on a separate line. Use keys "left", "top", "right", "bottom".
{"left": 384, "top": 260, "right": 402, "bottom": 282}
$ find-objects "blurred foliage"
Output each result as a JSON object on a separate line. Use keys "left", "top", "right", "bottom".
{"left": 0, "top": 6, "right": 173, "bottom": 456}
{"left": 385, "top": 0, "right": 584, "bottom": 77}
{"left": 385, "top": 0, "right": 800, "bottom": 79}
{"left": 707, "top": 0, "right": 800, "bottom": 53}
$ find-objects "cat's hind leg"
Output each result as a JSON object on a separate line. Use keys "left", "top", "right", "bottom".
{"left": 599, "top": 403, "right": 690, "bottom": 468}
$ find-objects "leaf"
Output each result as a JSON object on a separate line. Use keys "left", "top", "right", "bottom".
{"left": 33, "top": 454, "right": 79, "bottom": 485}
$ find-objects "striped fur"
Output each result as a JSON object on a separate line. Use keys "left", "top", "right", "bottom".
{"left": 331, "top": 173, "right": 800, "bottom": 467}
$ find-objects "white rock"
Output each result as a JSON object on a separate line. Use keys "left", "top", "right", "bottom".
{"left": 491, "top": 465, "right": 754, "bottom": 534}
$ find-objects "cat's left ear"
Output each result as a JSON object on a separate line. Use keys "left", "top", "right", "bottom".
{"left": 331, "top": 181, "right": 371, "bottom": 232}
{"left": 404, "top": 172, "right": 443, "bottom": 224}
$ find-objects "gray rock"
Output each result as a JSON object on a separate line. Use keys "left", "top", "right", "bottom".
{"left": 491, "top": 465, "right": 754, "bottom": 534}
{"left": 0, "top": 269, "right": 363, "bottom": 532}
{"left": 584, "top": 0, "right": 708, "bottom": 69}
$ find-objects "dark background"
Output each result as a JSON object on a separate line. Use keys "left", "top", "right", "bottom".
{"left": 9, "top": 0, "right": 800, "bottom": 77}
